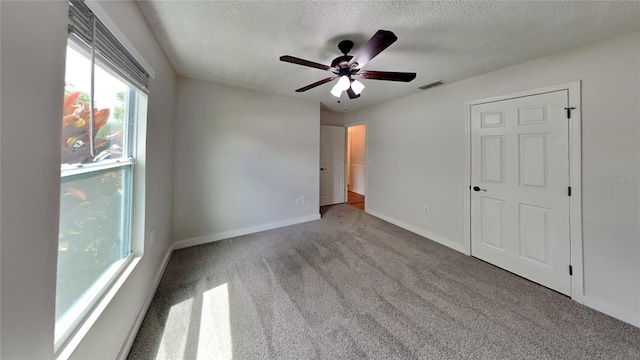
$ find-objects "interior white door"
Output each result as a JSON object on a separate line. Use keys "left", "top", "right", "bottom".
{"left": 471, "top": 90, "right": 571, "bottom": 295}
{"left": 320, "top": 125, "right": 345, "bottom": 206}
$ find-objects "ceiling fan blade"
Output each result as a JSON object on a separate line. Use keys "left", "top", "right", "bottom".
{"left": 346, "top": 87, "right": 361, "bottom": 99}
{"left": 295, "top": 77, "right": 336, "bottom": 92}
{"left": 280, "top": 55, "right": 332, "bottom": 71}
{"left": 348, "top": 30, "right": 398, "bottom": 70}
{"left": 359, "top": 70, "right": 416, "bottom": 82}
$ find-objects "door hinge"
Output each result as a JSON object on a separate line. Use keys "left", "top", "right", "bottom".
{"left": 564, "top": 107, "right": 576, "bottom": 119}
{"left": 568, "top": 186, "right": 572, "bottom": 196}
{"left": 569, "top": 265, "right": 573, "bottom": 276}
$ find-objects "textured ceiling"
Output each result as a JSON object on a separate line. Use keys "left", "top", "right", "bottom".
{"left": 137, "top": 1, "right": 640, "bottom": 112}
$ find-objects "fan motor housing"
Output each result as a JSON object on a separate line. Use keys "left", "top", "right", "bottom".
{"left": 330, "top": 55, "right": 353, "bottom": 69}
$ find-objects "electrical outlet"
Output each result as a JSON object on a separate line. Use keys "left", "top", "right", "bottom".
{"left": 150, "top": 228, "right": 156, "bottom": 246}
{"left": 423, "top": 207, "right": 429, "bottom": 215}
{"left": 296, "top": 196, "right": 305, "bottom": 204}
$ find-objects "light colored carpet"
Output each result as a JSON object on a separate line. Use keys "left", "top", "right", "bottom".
{"left": 129, "top": 204, "right": 640, "bottom": 359}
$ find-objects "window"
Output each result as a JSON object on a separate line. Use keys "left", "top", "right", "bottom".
{"left": 56, "top": 0, "right": 149, "bottom": 350}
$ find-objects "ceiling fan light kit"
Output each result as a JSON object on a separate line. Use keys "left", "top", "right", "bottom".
{"left": 330, "top": 75, "right": 353, "bottom": 97}
{"left": 330, "top": 82, "right": 343, "bottom": 97}
{"left": 350, "top": 79, "right": 365, "bottom": 95}
{"left": 280, "top": 30, "right": 417, "bottom": 100}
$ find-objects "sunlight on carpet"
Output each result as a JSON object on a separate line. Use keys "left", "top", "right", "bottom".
{"left": 158, "top": 297, "right": 192, "bottom": 358}
{"left": 198, "top": 283, "right": 232, "bottom": 360}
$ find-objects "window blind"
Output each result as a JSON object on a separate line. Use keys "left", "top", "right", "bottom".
{"left": 68, "top": 0, "right": 150, "bottom": 93}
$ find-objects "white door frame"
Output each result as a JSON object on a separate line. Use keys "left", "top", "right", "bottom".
{"left": 344, "top": 120, "right": 368, "bottom": 211}
{"left": 320, "top": 125, "right": 347, "bottom": 206}
{"left": 463, "top": 81, "right": 584, "bottom": 303}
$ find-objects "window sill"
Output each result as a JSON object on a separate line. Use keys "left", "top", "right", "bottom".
{"left": 56, "top": 256, "right": 142, "bottom": 360}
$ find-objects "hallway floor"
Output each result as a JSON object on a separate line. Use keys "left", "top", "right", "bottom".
{"left": 347, "top": 190, "right": 364, "bottom": 210}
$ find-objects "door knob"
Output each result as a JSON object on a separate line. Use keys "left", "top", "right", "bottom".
{"left": 320, "top": 168, "right": 326, "bottom": 171}
{"left": 472, "top": 186, "right": 487, "bottom": 192}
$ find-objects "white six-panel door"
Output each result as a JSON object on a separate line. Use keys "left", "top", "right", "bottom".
{"left": 471, "top": 90, "right": 571, "bottom": 295}
{"left": 320, "top": 125, "right": 345, "bottom": 206}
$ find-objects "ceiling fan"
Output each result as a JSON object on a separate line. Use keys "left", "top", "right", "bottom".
{"left": 280, "top": 30, "right": 417, "bottom": 99}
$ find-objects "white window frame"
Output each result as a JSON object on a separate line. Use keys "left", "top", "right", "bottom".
{"left": 55, "top": 1, "right": 152, "bottom": 355}
{"left": 56, "top": 55, "right": 141, "bottom": 352}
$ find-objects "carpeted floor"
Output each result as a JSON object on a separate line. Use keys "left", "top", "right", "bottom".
{"left": 128, "top": 204, "right": 640, "bottom": 359}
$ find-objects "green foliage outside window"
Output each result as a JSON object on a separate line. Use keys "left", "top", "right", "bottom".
{"left": 57, "top": 85, "right": 129, "bottom": 320}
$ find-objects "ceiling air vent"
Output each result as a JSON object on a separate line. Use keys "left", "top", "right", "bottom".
{"left": 419, "top": 81, "right": 444, "bottom": 90}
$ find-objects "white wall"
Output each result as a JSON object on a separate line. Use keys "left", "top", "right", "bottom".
{"left": 320, "top": 109, "right": 346, "bottom": 126}
{"left": 346, "top": 31, "right": 640, "bottom": 323}
{"left": 349, "top": 124, "right": 366, "bottom": 195}
{"left": 172, "top": 77, "right": 320, "bottom": 246}
{"left": 1, "top": 2, "right": 67, "bottom": 358}
{"left": 0, "top": 1, "right": 177, "bottom": 358}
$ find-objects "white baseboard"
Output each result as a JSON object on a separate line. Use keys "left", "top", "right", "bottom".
{"left": 173, "top": 214, "right": 322, "bottom": 250}
{"left": 365, "top": 209, "right": 467, "bottom": 254}
{"left": 116, "top": 244, "right": 175, "bottom": 360}
{"left": 583, "top": 296, "right": 640, "bottom": 328}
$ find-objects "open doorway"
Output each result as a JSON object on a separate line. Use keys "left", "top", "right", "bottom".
{"left": 346, "top": 124, "right": 366, "bottom": 210}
